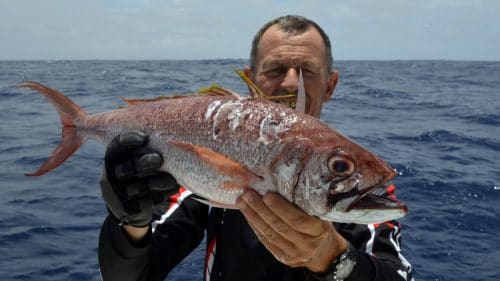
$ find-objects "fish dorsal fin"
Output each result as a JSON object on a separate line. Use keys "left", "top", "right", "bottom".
{"left": 199, "top": 84, "right": 241, "bottom": 98}
{"left": 169, "top": 141, "right": 262, "bottom": 189}
{"left": 120, "top": 95, "right": 191, "bottom": 107}
{"left": 120, "top": 84, "right": 239, "bottom": 107}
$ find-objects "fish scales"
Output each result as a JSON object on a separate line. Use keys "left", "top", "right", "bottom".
{"left": 75, "top": 96, "right": 308, "bottom": 203}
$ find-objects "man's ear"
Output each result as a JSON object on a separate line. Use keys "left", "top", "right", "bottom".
{"left": 243, "top": 67, "right": 257, "bottom": 97}
{"left": 324, "top": 70, "right": 339, "bottom": 102}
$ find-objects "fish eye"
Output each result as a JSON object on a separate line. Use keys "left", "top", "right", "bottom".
{"left": 328, "top": 155, "right": 355, "bottom": 177}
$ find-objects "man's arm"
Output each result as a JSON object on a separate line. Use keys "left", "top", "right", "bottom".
{"left": 98, "top": 132, "right": 208, "bottom": 280}
{"left": 336, "top": 220, "right": 413, "bottom": 281}
{"left": 236, "top": 189, "right": 346, "bottom": 272}
{"left": 237, "top": 189, "right": 413, "bottom": 281}
{"left": 99, "top": 193, "right": 208, "bottom": 281}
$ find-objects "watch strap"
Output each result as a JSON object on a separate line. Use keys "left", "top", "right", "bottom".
{"left": 311, "top": 242, "right": 357, "bottom": 281}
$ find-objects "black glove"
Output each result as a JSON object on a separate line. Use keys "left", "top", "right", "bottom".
{"left": 100, "top": 131, "right": 179, "bottom": 227}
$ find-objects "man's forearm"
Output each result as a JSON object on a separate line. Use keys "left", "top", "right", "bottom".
{"left": 99, "top": 216, "right": 154, "bottom": 281}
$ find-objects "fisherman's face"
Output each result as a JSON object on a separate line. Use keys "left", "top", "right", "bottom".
{"left": 245, "top": 25, "right": 338, "bottom": 118}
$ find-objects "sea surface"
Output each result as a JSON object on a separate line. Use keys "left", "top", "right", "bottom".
{"left": 0, "top": 60, "right": 499, "bottom": 281}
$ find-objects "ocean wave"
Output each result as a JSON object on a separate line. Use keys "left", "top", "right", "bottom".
{"left": 414, "top": 100, "right": 455, "bottom": 109}
{"left": 1, "top": 226, "right": 60, "bottom": 242}
{"left": 2, "top": 60, "right": 499, "bottom": 281}
{"left": 459, "top": 113, "right": 500, "bottom": 126}
{"left": 389, "top": 129, "right": 500, "bottom": 151}
{"left": 359, "top": 87, "right": 408, "bottom": 99}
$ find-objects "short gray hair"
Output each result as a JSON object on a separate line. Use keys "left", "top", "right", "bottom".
{"left": 250, "top": 15, "right": 334, "bottom": 73}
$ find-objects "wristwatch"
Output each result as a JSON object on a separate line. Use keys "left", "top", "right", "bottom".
{"left": 312, "top": 242, "right": 357, "bottom": 281}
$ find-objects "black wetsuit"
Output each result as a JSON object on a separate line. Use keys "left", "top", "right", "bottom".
{"left": 99, "top": 186, "right": 413, "bottom": 281}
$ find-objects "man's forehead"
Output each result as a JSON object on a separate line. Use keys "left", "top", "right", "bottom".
{"left": 256, "top": 25, "right": 327, "bottom": 65}
{"left": 261, "top": 58, "right": 321, "bottom": 70}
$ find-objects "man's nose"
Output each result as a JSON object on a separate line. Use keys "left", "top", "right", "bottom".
{"left": 280, "top": 68, "right": 299, "bottom": 92}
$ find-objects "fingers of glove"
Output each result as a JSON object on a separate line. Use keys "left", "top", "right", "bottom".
{"left": 123, "top": 196, "right": 154, "bottom": 227}
{"left": 100, "top": 167, "right": 130, "bottom": 219}
{"left": 113, "top": 152, "right": 163, "bottom": 182}
{"left": 134, "top": 153, "right": 164, "bottom": 178}
{"left": 124, "top": 180, "right": 151, "bottom": 200}
{"left": 122, "top": 173, "right": 177, "bottom": 202}
{"left": 147, "top": 173, "right": 179, "bottom": 194}
{"left": 101, "top": 166, "right": 156, "bottom": 227}
{"left": 149, "top": 173, "right": 180, "bottom": 205}
{"left": 105, "top": 131, "right": 152, "bottom": 182}
{"left": 105, "top": 131, "right": 149, "bottom": 162}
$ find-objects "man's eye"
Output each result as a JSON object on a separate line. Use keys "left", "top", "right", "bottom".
{"left": 301, "top": 69, "right": 318, "bottom": 78}
{"left": 264, "top": 68, "right": 285, "bottom": 77}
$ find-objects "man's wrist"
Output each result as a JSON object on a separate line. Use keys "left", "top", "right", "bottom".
{"left": 309, "top": 224, "right": 348, "bottom": 273}
{"left": 312, "top": 242, "right": 357, "bottom": 281}
{"left": 123, "top": 224, "right": 150, "bottom": 243}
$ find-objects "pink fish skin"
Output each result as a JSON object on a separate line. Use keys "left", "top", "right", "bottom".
{"left": 19, "top": 81, "right": 407, "bottom": 224}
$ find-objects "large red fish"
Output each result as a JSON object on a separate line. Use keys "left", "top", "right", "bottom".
{"left": 20, "top": 81, "right": 407, "bottom": 224}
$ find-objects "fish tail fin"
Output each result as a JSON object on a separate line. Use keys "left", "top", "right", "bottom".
{"left": 18, "top": 81, "right": 88, "bottom": 176}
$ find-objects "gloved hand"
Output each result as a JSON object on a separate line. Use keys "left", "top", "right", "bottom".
{"left": 100, "top": 131, "right": 179, "bottom": 227}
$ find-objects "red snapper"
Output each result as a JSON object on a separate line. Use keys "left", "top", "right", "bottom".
{"left": 19, "top": 81, "right": 407, "bottom": 224}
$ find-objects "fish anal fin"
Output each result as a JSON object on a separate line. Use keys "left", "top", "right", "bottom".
{"left": 169, "top": 141, "right": 262, "bottom": 186}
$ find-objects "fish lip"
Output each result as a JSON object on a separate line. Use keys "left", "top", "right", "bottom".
{"left": 347, "top": 183, "right": 407, "bottom": 212}
{"left": 346, "top": 170, "right": 402, "bottom": 211}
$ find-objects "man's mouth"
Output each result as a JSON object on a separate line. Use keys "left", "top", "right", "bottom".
{"left": 267, "top": 92, "right": 310, "bottom": 111}
{"left": 267, "top": 93, "right": 299, "bottom": 108}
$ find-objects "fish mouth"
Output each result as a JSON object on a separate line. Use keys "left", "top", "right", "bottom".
{"left": 321, "top": 181, "right": 408, "bottom": 224}
{"left": 346, "top": 168, "right": 406, "bottom": 212}
{"left": 347, "top": 183, "right": 407, "bottom": 212}
{"left": 329, "top": 170, "right": 406, "bottom": 213}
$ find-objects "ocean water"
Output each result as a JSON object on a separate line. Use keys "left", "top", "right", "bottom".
{"left": 0, "top": 60, "right": 499, "bottom": 281}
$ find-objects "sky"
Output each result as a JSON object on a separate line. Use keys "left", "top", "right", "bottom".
{"left": 1, "top": 0, "right": 499, "bottom": 61}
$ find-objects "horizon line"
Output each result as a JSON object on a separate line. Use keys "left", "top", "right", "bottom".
{"left": 1, "top": 58, "right": 499, "bottom": 62}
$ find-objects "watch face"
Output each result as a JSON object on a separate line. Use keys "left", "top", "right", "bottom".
{"left": 335, "top": 259, "right": 356, "bottom": 280}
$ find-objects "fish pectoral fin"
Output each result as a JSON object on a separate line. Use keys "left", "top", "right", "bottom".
{"left": 169, "top": 141, "right": 263, "bottom": 188}
{"left": 193, "top": 197, "right": 239, "bottom": 209}
{"left": 222, "top": 180, "right": 250, "bottom": 190}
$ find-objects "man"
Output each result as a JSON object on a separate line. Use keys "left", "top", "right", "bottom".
{"left": 99, "top": 15, "right": 413, "bottom": 281}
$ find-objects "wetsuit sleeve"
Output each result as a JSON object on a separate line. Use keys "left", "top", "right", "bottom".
{"left": 311, "top": 184, "right": 413, "bottom": 281}
{"left": 333, "top": 221, "right": 413, "bottom": 281}
{"left": 99, "top": 190, "right": 208, "bottom": 281}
